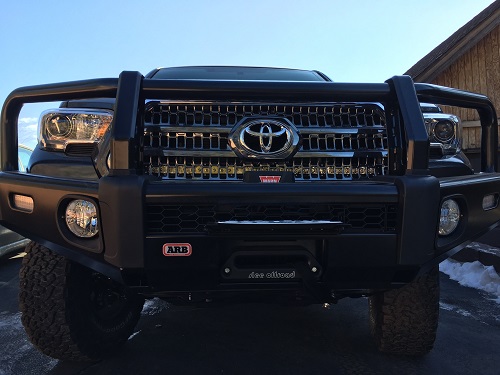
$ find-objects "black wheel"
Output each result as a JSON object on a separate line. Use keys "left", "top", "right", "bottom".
{"left": 368, "top": 267, "right": 440, "bottom": 356}
{"left": 19, "top": 242, "right": 144, "bottom": 361}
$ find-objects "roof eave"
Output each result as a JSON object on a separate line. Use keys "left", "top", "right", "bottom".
{"left": 406, "top": 1, "right": 500, "bottom": 82}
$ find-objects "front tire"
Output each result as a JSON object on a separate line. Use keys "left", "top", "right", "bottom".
{"left": 368, "top": 267, "right": 440, "bottom": 356}
{"left": 19, "top": 242, "right": 144, "bottom": 361}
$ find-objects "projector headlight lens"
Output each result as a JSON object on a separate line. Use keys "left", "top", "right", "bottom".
{"left": 433, "top": 120, "right": 455, "bottom": 142}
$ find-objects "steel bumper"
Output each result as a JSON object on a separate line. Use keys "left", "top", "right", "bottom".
{"left": 1, "top": 172, "right": 499, "bottom": 292}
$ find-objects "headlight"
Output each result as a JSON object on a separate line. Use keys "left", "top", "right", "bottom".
{"left": 423, "top": 113, "right": 461, "bottom": 155}
{"left": 39, "top": 108, "right": 113, "bottom": 151}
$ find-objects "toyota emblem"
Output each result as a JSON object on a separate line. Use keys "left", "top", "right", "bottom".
{"left": 229, "top": 118, "right": 300, "bottom": 159}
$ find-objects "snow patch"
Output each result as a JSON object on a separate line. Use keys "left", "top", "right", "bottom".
{"left": 440, "top": 259, "right": 500, "bottom": 303}
{"left": 141, "top": 297, "right": 170, "bottom": 316}
{"left": 467, "top": 241, "right": 500, "bottom": 256}
{"left": 439, "top": 302, "right": 472, "bottom": 317}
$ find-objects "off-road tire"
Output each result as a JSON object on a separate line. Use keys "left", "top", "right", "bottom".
{"left": 19, "top": 241, "right": 144, "bottom": 361}
{"left": 368, "top": 266, "right": 439, "bottom": 356}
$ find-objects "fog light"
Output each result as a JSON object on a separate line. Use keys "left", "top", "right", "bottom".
{"left": 439, "top": 199, "right": 460, "bottom": 236}
{"left": 65, "top": 199, "right": 98, "bottom": 238}
{"left": 482, "top": 194, "right": 498, "bottom": 211}
{"left": 12, "top": 194, "right": 34, "bottom": 213}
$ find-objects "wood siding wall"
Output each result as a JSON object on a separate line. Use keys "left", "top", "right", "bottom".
{"left": 431, "top": 25, "right": 499, "bottom": 150}
{"left": 431, "top": 24, "right": 499, "bottom": 122}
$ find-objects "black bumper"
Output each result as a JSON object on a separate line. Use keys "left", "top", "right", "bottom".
{"left": 1, "top": 172, "right": 500, "bottom": 293}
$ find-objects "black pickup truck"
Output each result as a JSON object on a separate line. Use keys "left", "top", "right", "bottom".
{"left": 1, "top": 66, "right": 499, "bottom": 360}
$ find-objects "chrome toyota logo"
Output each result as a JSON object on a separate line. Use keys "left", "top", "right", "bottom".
{"left": 229, "top": 118, "right": 300, "bottom": 159}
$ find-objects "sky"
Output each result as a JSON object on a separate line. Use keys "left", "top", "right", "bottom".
{"left": 0, "top": 0, "right": 496, "bottom": 147}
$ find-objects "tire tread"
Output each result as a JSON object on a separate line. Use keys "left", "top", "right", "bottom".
{"left": 19, "top": 242, "right": 143, "bottom": 361}
{"left": 369, "top": 267, "right": 440, "bottom": 356}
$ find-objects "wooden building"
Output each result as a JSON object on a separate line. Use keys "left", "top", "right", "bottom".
{"left": 405, "top": 0, "right": 499, "bottom": 152}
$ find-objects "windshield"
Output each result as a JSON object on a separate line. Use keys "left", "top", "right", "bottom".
{"left": 150, "top": 66, "right": 326, "bottom": 81}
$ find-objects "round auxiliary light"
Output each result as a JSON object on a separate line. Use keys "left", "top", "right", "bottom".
{"left": 439, "top": 199, "right": 460, "bottom": 236}
{"left": 433, "top": 120, "right": 454, "bottom": 142}
{"left": 65, "top": 199, "right": 98, "bottom": 238}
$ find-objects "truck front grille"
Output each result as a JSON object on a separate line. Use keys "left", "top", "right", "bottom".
{"left": 146, "top": 203, "right": 398, "bottom": 234}
{"left": 143, "top": 102, "right": 388, "bottom": 181}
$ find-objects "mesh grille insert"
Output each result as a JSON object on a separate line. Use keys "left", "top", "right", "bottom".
{"left": 146, "top": 203, "right": 398, "bottom": 234}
